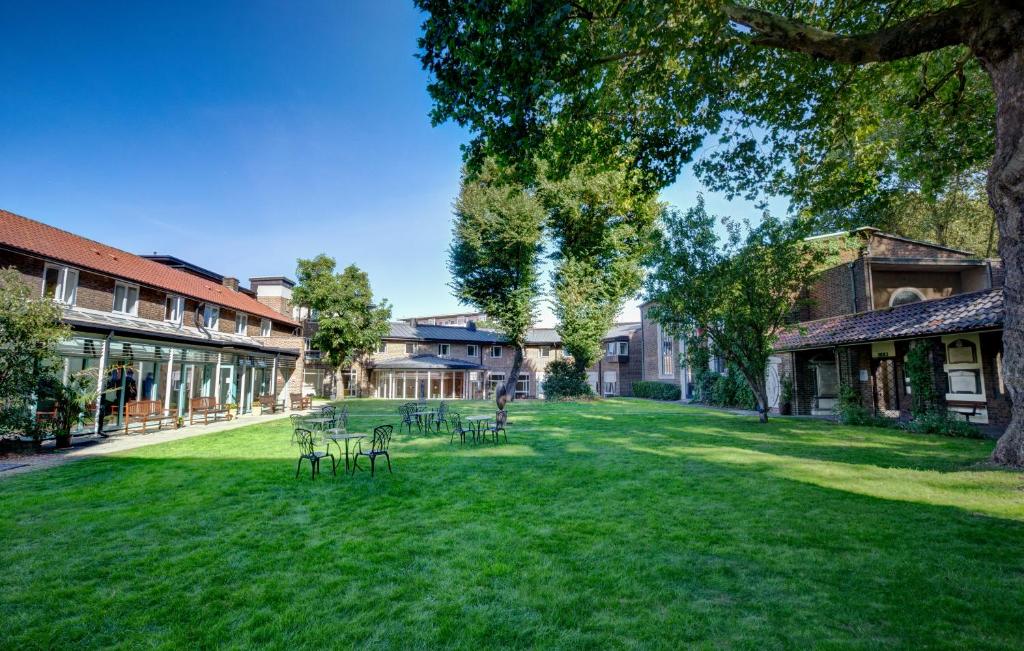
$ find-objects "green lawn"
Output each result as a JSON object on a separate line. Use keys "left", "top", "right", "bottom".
{"left": 2, "top": 399, "right": 1023, "bottom": 649}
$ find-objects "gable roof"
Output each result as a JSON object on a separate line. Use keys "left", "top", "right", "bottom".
{"left": 386, "top": 321, "right": 506, "bottom": 343}
{"left": 775, "top": 289, "right": 1003, "bottom": 351}
{"left": 0, "top": 209, "right": 298, "bottom": 326}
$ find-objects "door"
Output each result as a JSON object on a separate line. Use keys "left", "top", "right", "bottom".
{"left": 765, "top": 356, "right": 782, "bottom": 411}
{"left": 219, "top": 365, "right": 235, "bottom": 405}
{"left": 872, "top": 358, "right": 900, "bottom": 417}
{"left": 177, "top": 364, "right": 195, "bottom": 415}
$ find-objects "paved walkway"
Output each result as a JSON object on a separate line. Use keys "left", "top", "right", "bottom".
{"left": 0, "top": 410, "right": 304, "bottom": 480}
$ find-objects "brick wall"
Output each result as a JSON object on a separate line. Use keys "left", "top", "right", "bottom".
{"left": 639, "top": 303, "right": 681, "bottom": 385}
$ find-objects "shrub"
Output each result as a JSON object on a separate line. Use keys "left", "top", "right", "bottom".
{"left": 901, "top": 409, "right": 982, "bottom": 438}
{"left": 837, "top": 385, "right": 896, "bottom": 428}
{"left": 632, "top": 381, "right": 681, "bottom": 401}
{"left": 704, "top": 366, "right": 757, "bottom": 410}
{"left": 904, "top": 342, "right": 937, "bottom": 418}
{"left": 542, "top": 359, "right": 593, "bottom": 400}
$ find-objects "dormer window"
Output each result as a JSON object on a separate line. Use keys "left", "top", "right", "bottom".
{"left": 202, "top": 304, "right": 219, "bottom": 329}
{"left": 235, "top": 314, "right": 248, "bottom": 335}
{"left": 260, "top": 318, "right": 271, "bottom": 337}
{"left": 43, "top": 264, "right": 78, "bottom": 305}
{"left": 164, "top": 295, "right": 184, "bottom": 324}
{"left": 890, "top": 287, "right": 925, "bottom": 307}
{"left": 113, "top": 281, "right": 139, "bottom": 316}
{"left": 438, "top": 343, "right": 450, "bottom": 357}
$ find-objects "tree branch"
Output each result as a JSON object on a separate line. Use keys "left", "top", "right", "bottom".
{"left": 723, "top": 1, "right": 976, "bottom": 64}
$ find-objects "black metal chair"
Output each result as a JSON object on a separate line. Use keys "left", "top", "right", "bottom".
{"left": 289, "top": 414, "right": 307, "bottom": 443}
{"left": 352, "top": 425, "right": 393, "bottom": 476}
{"left": 483, "top": 410, "right": 508, "bottom": 443}
{"left": 338, "top": 404, "right": 349, "bottom": 430}
{"left": 294, "top": 428, "right": 336, "bottom": 479}
{"left": 398, "top": 403, "right": 415, "bottom": 434}
{"left": 449, "top": 412, "right": 469, "bottom": 445}
{"left": 431, "top": 401, "right": 450, "bottom": 433}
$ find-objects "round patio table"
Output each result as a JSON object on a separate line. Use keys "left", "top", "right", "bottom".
{"left": 463, "top": 415, "right": 491, "bottom": 443}
{"left": 411, "top": 410, "right": 433, "bottom": 432}
{"left": 302, "top": 416, "right": 335, "bottom": 431}
{"left": 324, "top": 430, "right": 366, "bottom": 473}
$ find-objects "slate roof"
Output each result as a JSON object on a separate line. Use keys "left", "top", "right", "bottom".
{"left": 0, "top": 209, "right": 298, "bottom": 326}
{"left": 603, "top": 322, "right": 641, "bottom": 340}
{"left": 370, "top": 355, "right": 482, "bottom": 370}
{"left": 61, "top": 308, "right": 301, "bottom": 356}
{"left": 386, "top": 322, "right": 505, "bottom": 343}
{"left": 775, "top": 289, "right": 1004, "bottom": 351}
{"left": 525, "top": 328, "right": 560, "bottom": 344}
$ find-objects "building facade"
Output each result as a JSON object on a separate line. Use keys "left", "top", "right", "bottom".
{"left": 1, "top": 209, "right": 309, "bottom": 434}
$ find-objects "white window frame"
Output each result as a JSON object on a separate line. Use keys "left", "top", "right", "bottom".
{"left": 42, "top": 263, "right": 79, "bottom": 306}
{"left": 467, "top": 344, "right": 478, "bottom": 357}
{"left": 488, "top": 373, "right": 506, "bottom": 396}
{"left": 235, "top": 313, "right": 248, "bottom": 335}
{"left": 515, "top": 373, "right": 529, "bottom": 399}
{"left": 112, "top": 281, "right": 140, "bottom": 316}
{"left": 490, "top": 345, "right": 502, "bottom": 359}
{"left": 377, "top": 341, "right": 387, "bottom": 354}
{"left": 202, "top": 304, "right": 220, "bottom": 330}
{"left": 889, "top": 287, "right": 926, "bottom": 307}
{"left": 405, "top": 342, "right": 416, "bottom": 354}
{"left": 657, "top": 326, "right": 674, "bottom": 378}
{"left": 260, "top": 318, "right": 271, "bottom": 337}
{"left": 438, "top": 343, "right": 451, "bottom": 358}
{"left": 540, "top": 346, "right": 551, "bottom": 357}
{"left": 164, "top": 295, "right": 184, "bottom": 325}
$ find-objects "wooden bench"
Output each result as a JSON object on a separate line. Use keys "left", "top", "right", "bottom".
{"left": 124, "top": 400, "right": 177, "bottom": 434}
{"left": 258, "top": 394, "right": 285, "bottom": 414}
{"left": 290, "top": 393, "right": 312, "bottom": 410}
{"left": 189, "top": 396, "right": 229, "bottom": 426}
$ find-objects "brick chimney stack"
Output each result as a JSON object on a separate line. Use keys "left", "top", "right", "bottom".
{"left": 222, "top": 276, "right": 239, "bottom": 291}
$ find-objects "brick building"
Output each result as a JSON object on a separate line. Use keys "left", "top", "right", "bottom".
{"left": 351, "top": 321, "right": 643, "bottom": 400}
{"left": 0, "top": 209, "right": 307, "bottom": 433}
{"left": 642, "top": 227, "right": 1008, "bottom": 434}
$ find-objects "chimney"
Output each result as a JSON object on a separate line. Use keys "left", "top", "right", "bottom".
{"left": 466, "top": 320, "right": 477, "bottom": 331}
{"left": 222, "top": 276, "right": 239, "bottom": 291}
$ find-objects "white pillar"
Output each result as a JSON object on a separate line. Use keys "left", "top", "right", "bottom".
{"left": 93, "top": 334, "right": 111, "bottom": 434}
{"left": 390, "top": 371, "right": 395, "bottom": 400}
{"left": 271, "top": 355, "right": 278, "bottom": 396}
{"left": 164, "top": 349, "right": 175, "bottom": 413}
{"left": 426, "top": 370, "right": 431, "bottom": 399}
{"left": 213, "top": 353, "right": 223, "bottom": 403}
{"left": 239, "top": 364, "right": 247, "bottom": 413}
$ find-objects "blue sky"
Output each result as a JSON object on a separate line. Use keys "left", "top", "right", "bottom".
{"left": 0, "top": 1, "right": 781, "bottom": 325}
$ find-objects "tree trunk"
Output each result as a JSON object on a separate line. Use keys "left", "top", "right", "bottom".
{"left": 978, "top": 34, "right": 1024, "bottom": 466}
{"left": 500, "top": 345, "right": 525, "bottom": 407}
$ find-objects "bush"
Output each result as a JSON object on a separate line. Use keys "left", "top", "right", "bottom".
{"left": 542, "top": 359, "right": 593, "bottom": 400}
{"left": 837, "top": 385, "right": 896, "bottom": 428}
{"left": 901, "top": 409, "right": 982, "bottom": 438}
{"left": 632, "top": 381, "right": 681, "bottom": 401}
{"left": 705, "top": 369, "right": 757, "bottom": 410}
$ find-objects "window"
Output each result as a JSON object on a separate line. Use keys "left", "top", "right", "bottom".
{"left": 607, "top": 341, "right": 628, "bottom": 356}
{"left": 405, "top": 342, "right": 415, "bottom": 354}
{"left": 164, "top": 295, "right": 184, "bottom": 324}
{"left": 260, "top": 318, "right": 271, "bottom": 337}
{"left": 515, "top": 373, "right": 529, "bottom": 399}
{"left": 235, "top": 314, "right": 248, "bottom": 335}
{"left": 377, "top": 341, "right": 387, "bottom": 354}
{"left": 812, "top": 360, "right": 839, "bottom": 397}
{"left": 490, "top": 345, "right": 502, "bottom": 358}
{"left": 890, "top": 287, "right": 925, "bottom": 307}
{"left": 540, "top": 346, "right": 551, "bottom": 357}
{"left": 488, "top": 373, "right": 505, "bottom": 396}
{"left": 467, "top": 344, "right": 478, "bottom": 357}
{"left": 202, "top": 304, "right": 219, "bottom": 329}
{"left": 438, "top": 343, "right": 450, "bottom": 357}
{"left": 603, "top": 371, "right": 618, "bottom": 396}
{"left": 657, "top": 326, "right": 674, "bottom": 377}
{"left": 42, "top": 264, "right": 78, "bottom": 305}
{"left": 112, "top": 281, "right": 139, "bottom": 315}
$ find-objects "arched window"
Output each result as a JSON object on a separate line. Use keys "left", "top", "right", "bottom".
{"left": 889, "top": 287, "right": 925, "bottom": 307}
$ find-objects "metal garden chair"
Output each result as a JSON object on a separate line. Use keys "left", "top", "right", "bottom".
{"left": 398, "top": 403, "right": 415, "bottom": 434}
{"left": 449, "top": 412, "right": 469, "bottom": 445}
{"left": 431, "top": 401, "right": 450, "bottom": 433}
{"left": 294, "top": 428, "right": 336, "bottom": 479}
{"left": 483, "top": 409, "right": 508, "bottom": 443}
{"left": 352, "top": 424, "right": 393, "bottom": 476}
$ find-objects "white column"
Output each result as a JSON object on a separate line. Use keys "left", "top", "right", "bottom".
{"left": 92, "top": 334, "right": 111, "bottom": 434}
{"left": 238, "top": 365, "right": 247, "bottom": 413}
{"left": 62, "top": 357, "right": 71, "bottom": 385}
{"left": 426, "top": 370, "right": 431, "bottom": 399}
{"left": 164, "top": 349, "right": 175, "bottom": 413}
{"left": 213, "top": 353, "right": 223, "bottom": 403}
{"left": 390, "top": 371, "right": 395, "bottom": 400}
{"left": 271, "top": 355, "right": 278, "bottom": 396}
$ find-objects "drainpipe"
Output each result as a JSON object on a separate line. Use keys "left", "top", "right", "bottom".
{"left": 986, "top": 260, "right": 993, "bottom": 289}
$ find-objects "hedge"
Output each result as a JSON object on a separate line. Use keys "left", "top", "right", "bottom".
{"left": 632, "top": 381, "right": 681, "bottom": 401}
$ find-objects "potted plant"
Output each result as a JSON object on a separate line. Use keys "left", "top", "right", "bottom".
{"left": 176, "top": 416, "right": 185, "bottom": 429}
{"left": 780, "top": 376, "right": 794, "bottom": 416}
{"left": 44, "top": 376, "right": 96, "bottom": 449}
{"left": 225, "top": 403, "right": 238, "bottom": 420}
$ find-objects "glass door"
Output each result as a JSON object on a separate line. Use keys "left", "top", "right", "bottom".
{"left": 219, "top": 365, "right": 235, "bottom": 405}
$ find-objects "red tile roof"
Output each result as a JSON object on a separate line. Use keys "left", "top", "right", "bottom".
{"left": 0, "top": 209, "right": 298, "bottom": 326}
{"left": 775, "top": 289, "right": 1003, "bottom": 351}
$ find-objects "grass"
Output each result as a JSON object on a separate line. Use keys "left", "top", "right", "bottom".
{"left": 1, "top": 398, "right": 1023, "bottom": 649}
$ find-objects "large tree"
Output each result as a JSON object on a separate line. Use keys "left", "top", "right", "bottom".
{"left": 417, "top": 0, "right": 1024, "bottom": 466}
{"left": 0, "top": 268, "right": 69, "bottom": 437}
{"left": 542, "top": 166, "right": 660, "bottom": 373}
{"left": 646, "top": 203, "right": 830, "bottom": 422}
{"left": 449, "top": 161, "right": 545, "bottom": 405}
{"left": 292, "top": 256, "right": 392, "bottom": 396}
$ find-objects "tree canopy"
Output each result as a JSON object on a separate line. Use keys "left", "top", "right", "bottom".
{"left": 449, "top": 160, "right": 545, "bottom": 403}
{"left": 292, "top": 256, "right": 392, "bottom": 373}
{"left": 646, "top": 203, "right": 833, "bottom": 422}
